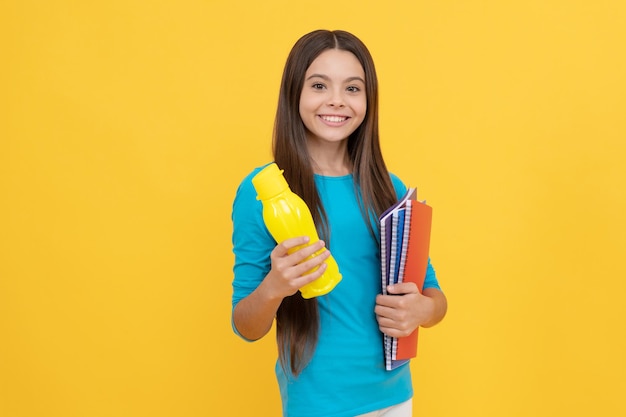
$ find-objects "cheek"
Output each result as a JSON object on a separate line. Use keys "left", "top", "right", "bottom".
{"left": 299, "top": 93, "right": 313, "bottom": 116}
{"left": 353, "top": 94, "right": 366, "bottom": 110}
{"left": 298, "top": 98, "right": 314, "bottom": 131}
{"left": 355, "top": 99, "right": 367, "bottom": 120}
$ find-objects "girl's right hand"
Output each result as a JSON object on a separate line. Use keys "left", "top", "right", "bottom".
{"left": 264, "top": 236, "right": 331, "bottom": 299}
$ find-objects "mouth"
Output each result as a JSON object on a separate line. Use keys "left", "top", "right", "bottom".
{"left": 319, "top": 115, "right": 349, "bottom": 123}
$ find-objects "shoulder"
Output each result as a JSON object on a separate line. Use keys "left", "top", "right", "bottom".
{"left": 388, "top": 172, "right": 407, "bottom": 199}
{"left": 234, "top": 162, "right": 274, "bottom": 198}
{"left": 232, "top": 162, "right": 275, "bottom": 220}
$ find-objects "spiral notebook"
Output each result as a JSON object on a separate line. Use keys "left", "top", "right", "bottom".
{"left": 379, "top": 188, "right": 432, "bottom": 371}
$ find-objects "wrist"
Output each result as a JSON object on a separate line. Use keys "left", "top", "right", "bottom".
{"left": 257, "top": 278, "right": 286, "bottom": 306}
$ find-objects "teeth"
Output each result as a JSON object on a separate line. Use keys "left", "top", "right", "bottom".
{"left": 321, "top": 115, "right": 347, "bottom": 123}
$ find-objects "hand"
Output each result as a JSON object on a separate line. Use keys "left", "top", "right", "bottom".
{"left": 374, "top": 282, "right": 435, "bottom": 338}
{"left": 263, "top": 236, "right": 331, "bottom": 299}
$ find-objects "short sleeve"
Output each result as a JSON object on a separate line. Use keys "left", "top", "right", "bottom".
{"left": 423, "top": 258, "right": 441, "bottom": 290}
{"left": 389, "top": 173, "right": 408, "bottom": 199}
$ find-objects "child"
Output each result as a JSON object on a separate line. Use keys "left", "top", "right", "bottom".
{"left": 231, "top": 29, "right": 447, "bottom": 417}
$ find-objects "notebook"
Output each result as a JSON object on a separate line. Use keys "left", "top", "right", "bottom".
{"left": 379, "top": 188, "right": 432, "bottom": 370}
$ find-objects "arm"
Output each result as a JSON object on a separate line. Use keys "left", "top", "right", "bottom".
{"left": 374, "top": 283, "right": 447, "bottom": 338}
{"left": 420, "top": 287, "right": 448, "bottom": 328}
{"left": 233, "top": 237, "right": 330, "bottom": 341}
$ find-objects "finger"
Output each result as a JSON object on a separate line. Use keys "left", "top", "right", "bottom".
{"left": 269, "top": 247, "right": 328, "bottom": 285}
{"left": 271, "top": 236, "right": 316, "bottom": 261}
{"left": 376, "top": 316, "right": 403, "bottom": 331}
{"left": 287, "top": 240, "right": 326, "bottom": 265}
{"left": 376, "top": 313, "right": 415, "bottom": 335}
{"left": 374, "top": 304, "right": 398, "bottom": 320}
{"left": 386, "top": 282, "right": 419, "bottom": 295}
{"left": 378, "top": 325, "right": 414, "bottom": 338}
{"left": 375, "top": 301, "right": 410, "bottom": 321}
{"left": 275, "top": 236, "right": 311, "bottom": 254}
{"left": 375, "top": 294, "right": 403, "bottom": 309}
{"left": 289, "top": 261, "right": 328, "bottom": 290}
{"left": 291, "top": 249, "right": 331, "bottom": 277}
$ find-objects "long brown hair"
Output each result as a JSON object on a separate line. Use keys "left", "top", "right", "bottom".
{"left": 273, "top": 30, "right": 398, "bottom": 376}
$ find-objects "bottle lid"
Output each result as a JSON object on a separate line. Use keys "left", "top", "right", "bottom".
{"left": 252, "top": 163, "right": 289, "bottom": 200}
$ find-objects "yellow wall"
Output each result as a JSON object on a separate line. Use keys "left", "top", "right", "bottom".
{"left": 1, "top": 1, "right": 625, "bottom": 416}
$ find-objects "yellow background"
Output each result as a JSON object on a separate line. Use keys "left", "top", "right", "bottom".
{"left": 2, "top": 1, "right": 625, "bottom": 416}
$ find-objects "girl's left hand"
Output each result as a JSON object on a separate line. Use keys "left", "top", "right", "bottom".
{"left": 374, "top": 282, "right": 435, "bottom": 338}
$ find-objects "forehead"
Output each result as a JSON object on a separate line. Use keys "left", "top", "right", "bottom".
{"left": 305, "top": 49, "right": 365, "bottom": 79}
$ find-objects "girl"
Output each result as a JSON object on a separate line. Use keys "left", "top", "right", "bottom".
{"left": 231, "top": 30, "right": 447, "bottom": 417}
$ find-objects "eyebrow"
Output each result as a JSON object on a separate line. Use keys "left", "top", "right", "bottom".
{"left": 306, "top": 74, "right": 365, "bottom": 84}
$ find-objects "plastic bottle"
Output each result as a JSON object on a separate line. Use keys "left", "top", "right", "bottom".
{"left": 251, "top": 163, "right": 342, "bottom": 298}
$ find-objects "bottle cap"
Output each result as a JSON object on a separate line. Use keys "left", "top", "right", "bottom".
{"left": 252, "top": 163, "right": 289, "bottom": 200}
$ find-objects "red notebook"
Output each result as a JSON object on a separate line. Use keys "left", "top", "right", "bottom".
{"left": 395, "top": 198, "right": 432, "bottom": 360}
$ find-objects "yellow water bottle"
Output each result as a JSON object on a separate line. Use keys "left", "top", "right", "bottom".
{"left": 251, "top": 163, "right": 342, "bottom": 298}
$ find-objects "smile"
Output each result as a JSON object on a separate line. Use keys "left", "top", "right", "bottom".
{"left": 319, "top": 115, "right": 349, "bottom": 123}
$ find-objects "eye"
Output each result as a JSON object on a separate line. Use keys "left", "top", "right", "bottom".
{"left": 346, "top": 85, "right": 361, "bottom": 93}
{"left": 312, "top": 83, "right": 326, "bottom": 90}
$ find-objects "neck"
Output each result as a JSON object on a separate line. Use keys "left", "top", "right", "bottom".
{"left": 311, "top": 161, "right": 351, "bottom": 176}
{"left": 307, "top": 138, "right": 352, "bottom": 176}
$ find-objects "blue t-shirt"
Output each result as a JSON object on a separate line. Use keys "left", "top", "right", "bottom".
{"left": 231, "top": 165, "right": 440, "bottom": 417}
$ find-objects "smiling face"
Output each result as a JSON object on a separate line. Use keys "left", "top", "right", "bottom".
{"left": 299, "top": 49, "right": 367, "bottom": 146}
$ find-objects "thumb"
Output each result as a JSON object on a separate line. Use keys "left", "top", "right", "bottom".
{"left": 387, "top": 282, "right": 419, "bottom": 295}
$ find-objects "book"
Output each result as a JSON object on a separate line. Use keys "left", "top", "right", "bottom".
{"left": 379, "top": 188, "right": 432, "bottom": 370}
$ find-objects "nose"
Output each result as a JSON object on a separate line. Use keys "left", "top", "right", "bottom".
{"left": 327, "top": 88, "right": 345, "bottom": 107}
